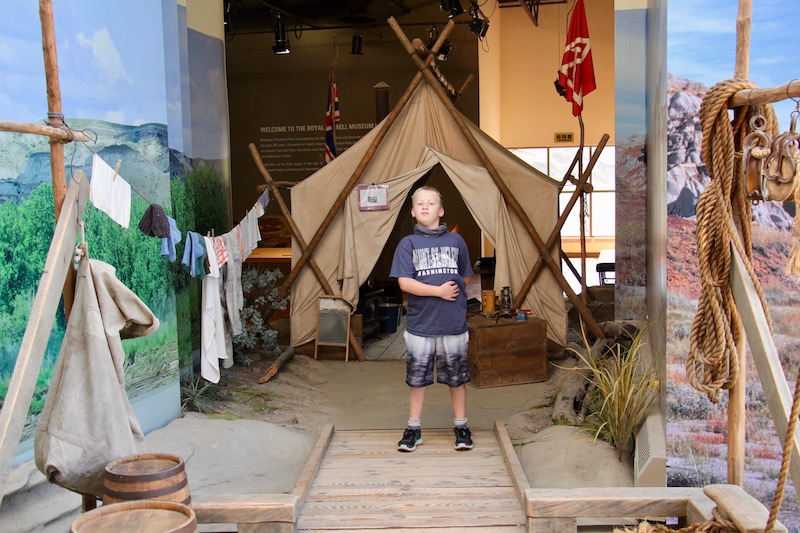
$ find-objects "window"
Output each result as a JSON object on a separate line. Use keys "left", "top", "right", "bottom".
{"left": 511, "top": 145, "right": 616, "bottom": 289}
{"left": 510, "top": 145, "right": 616, "bottom": 240}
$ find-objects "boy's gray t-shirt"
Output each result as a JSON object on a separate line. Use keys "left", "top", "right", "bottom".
{"left": 390, "top": 231, "right": 473, "bottom": 337}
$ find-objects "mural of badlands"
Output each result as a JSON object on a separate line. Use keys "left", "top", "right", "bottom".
{"left": 665, "top": 74, "right": 799, "bottom": 529}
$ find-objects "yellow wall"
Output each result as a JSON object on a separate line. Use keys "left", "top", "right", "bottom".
{"left": 186, "top": 0, "right": 224, "bottom": 39}
{"left": 480, "top": 0, "right": 615, "bottom": 148}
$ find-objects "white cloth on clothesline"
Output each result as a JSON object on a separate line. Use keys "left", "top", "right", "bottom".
{"left": 200, "top": 235, "right": 228, "bottom": 383}
{"left": 222, "top": 227, "right": 244, "bottom": 336}
{"left": 89, "top": 154, "right": 131, "bottom": 229}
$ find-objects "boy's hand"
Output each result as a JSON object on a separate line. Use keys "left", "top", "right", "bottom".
{"left": 438, "top": 280, "right": 459, "bottom": 301}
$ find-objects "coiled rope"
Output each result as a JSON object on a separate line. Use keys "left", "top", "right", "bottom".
{"left": 687, "top": 79, "right": 777, "bottom": 404}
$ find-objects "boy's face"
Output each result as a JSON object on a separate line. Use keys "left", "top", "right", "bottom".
{"left": 411, "top": 190, "right": 444, "bottom": 229}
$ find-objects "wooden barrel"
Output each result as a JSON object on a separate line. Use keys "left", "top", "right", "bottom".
{"left": 103, "top": 453, "right": 191, "bottom": 505}
{"left": 71, "top": 500, "right": 197, "bottom": 533}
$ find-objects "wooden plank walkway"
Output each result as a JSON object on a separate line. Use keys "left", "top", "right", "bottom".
{"left": 293, "top": 423, "right": 529, "bottom": 531}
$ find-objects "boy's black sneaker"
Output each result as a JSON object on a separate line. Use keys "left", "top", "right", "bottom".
{"left": 454, "top": 426, "right": 473, "bottom": 450}
{"left": 397, "top": 427, "right": 423, "bottom": 452}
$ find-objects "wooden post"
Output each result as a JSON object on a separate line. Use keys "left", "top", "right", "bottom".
{"left": 734, "top": 0, "right": 751, "bottom": 80}
{"left": 728, "top": 80, "right": 800, "bottom": 108}
{"left": 727, "top": 0, "right": 752, "bottom": 487}
{"left": 0, "top": 173, "right": 89, "bottom": 505}
{"left": 388, "top": 17, "right": 605, "bottom": 340}
{"left": 248, "top": 144, "right": 365, "bottom": 363}
{"left": 39, "top": 0, "right": 77, "bottom": 320}
{"left": 267, "top": 19, "right": 456, "bottom": 310}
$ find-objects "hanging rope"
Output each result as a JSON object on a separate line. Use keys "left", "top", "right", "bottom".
{"left": 687, "top": 79, "right": 778, "bottom": 403}
{"left": 765, "top": 369, "right": 800, "bottom": 532}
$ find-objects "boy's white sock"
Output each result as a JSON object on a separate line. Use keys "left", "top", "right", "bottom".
{"left": 454, "top": 417, "right": 468, "bottom": 428}
{"left": 407, "top": 417, "right": 421, "bottom": 429}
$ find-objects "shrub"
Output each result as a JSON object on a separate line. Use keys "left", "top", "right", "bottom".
{"left": 569, "top": 322, "right": 660, "bottom": 460}
{"left": 180, "top": 376, "right": 223, "bottom": 414}
{"left": 233, "top": 266, "right": 290, "bottom": 355}
{"left": 666, "top": 382, "right": 714, "bottom": 419}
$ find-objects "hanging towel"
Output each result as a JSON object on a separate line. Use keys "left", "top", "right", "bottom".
{"left": 240, "top": 209, "right": 260, "bottom": 260}
{"left": 254, "top": 188, "right": 270, "bottom": 217}
{"left": 35, "top": 245, "right": 158, "bottom": 497}
{"left": 219, "top": 272, "right": 234, "bottom": 369}
{"left": 182, "top": 231, "right": 207, "bottom": 278}
{"left": 138, "top": 203, "right": 171, "bottom": 238}
{"left": 213, "top": 235, "right": 229, "bottom": 267}
{"left": 201, "top": 236, "right": 228, "bottom": 383}
{"left": 89, "top": 154, "right": 131, "bottom": 229}
{"left": 160, "top": 216, "right": 182, "bottom": 262}
{"left": 222, "top": 227, "right": 244, "bottom": 336}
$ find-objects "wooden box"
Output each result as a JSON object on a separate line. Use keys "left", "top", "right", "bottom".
{"left": 467, "top": 316, "right": 548, "bottom": 388}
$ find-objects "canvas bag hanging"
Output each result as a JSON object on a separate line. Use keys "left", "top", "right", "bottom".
{"left": 34, "top": 245, "right": 159, "bottom": 497}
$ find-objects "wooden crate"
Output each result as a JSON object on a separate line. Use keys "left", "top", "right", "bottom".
{"left": 467, "top": 316, "right": 548, "bottom": 388}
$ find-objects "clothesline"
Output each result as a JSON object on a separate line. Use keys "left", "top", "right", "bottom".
{"left": 78, "top": 150, "right": 273, "bottom": 385}
{"left": 63, "top": 121, "right": 157, "bottom": 207}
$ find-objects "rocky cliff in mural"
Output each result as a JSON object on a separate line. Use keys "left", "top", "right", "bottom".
{"left": 0, "top": 120, "right": 178, "bottom": 205}
{"left": 666, "top": 74, "right": 794, "bottom": 230}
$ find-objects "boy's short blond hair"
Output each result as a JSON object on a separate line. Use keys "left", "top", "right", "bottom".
{"left": 411, "top": 185, "right": 443, "bottom": 207}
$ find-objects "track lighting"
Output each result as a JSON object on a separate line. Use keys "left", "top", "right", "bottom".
{"left": 351, "top": 32, "right": 363, "bottom": 55}
{"left": 468, "top": 3, "right": 489, "bottom": 39}
{"left": 469, "top": 16, "right": 489, "bottom": 38}
{"left": 272, "top": 14, "right": 290, "bottom": 54}
{"left": 439, "top": 0, "right": 464, "bottom": 18}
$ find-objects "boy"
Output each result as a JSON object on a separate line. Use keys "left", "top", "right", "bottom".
{"left": 389, "top": 186, "right": 474, "bottom": 452}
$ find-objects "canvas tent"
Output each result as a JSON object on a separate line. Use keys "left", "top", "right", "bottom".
{"left": 289, "top": 81, "right": 567, "bottom": 349}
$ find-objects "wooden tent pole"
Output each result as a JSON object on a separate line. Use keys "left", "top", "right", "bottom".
{"left": 388, "top": 17, "right": 604, "bottom": 340}
{"left": 39, "top": 0, "right": 76, "bottom": 320}
{"left": 517, "top": 137, "right": 607, "bottom": 307}
{"left": 268, "top": 19, "right": 455, "bottom": 307}
{"left": 727, "top": 0, "right": 752, "bottom": 488}
{"left": 248, "top": 143, "right": 365, "bottom": 363}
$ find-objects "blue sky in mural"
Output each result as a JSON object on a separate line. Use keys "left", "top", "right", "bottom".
{"left": 615, "top": 9, "right": 646, "bottom": 140}
{"left": 0, "top": 0, "right": 166, "bottom": 126}
{"left": 668, "top": 0, "right": 799, "bottom": 130}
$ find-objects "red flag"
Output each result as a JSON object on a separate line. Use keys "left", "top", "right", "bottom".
{"left": 324, "top": 68, "right": 340, "bottom": 164}
{"left": 558, "top": 0, "right": 596, "bottom": 116}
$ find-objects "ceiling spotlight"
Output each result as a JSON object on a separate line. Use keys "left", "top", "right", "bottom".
{"left": 272, "top": 14, "right": 290, "bottom": 54}
{"left": 351, "top": 32, "right": 363, "bottom": 55}
{"left": 469, "top": 16, "right": 489, "bottom": 38}
{"left": 468, "top": 3, "right": 489, "bottom": 39}
{"left": 440, "top": 0, "right": 464, "bottom": 18}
